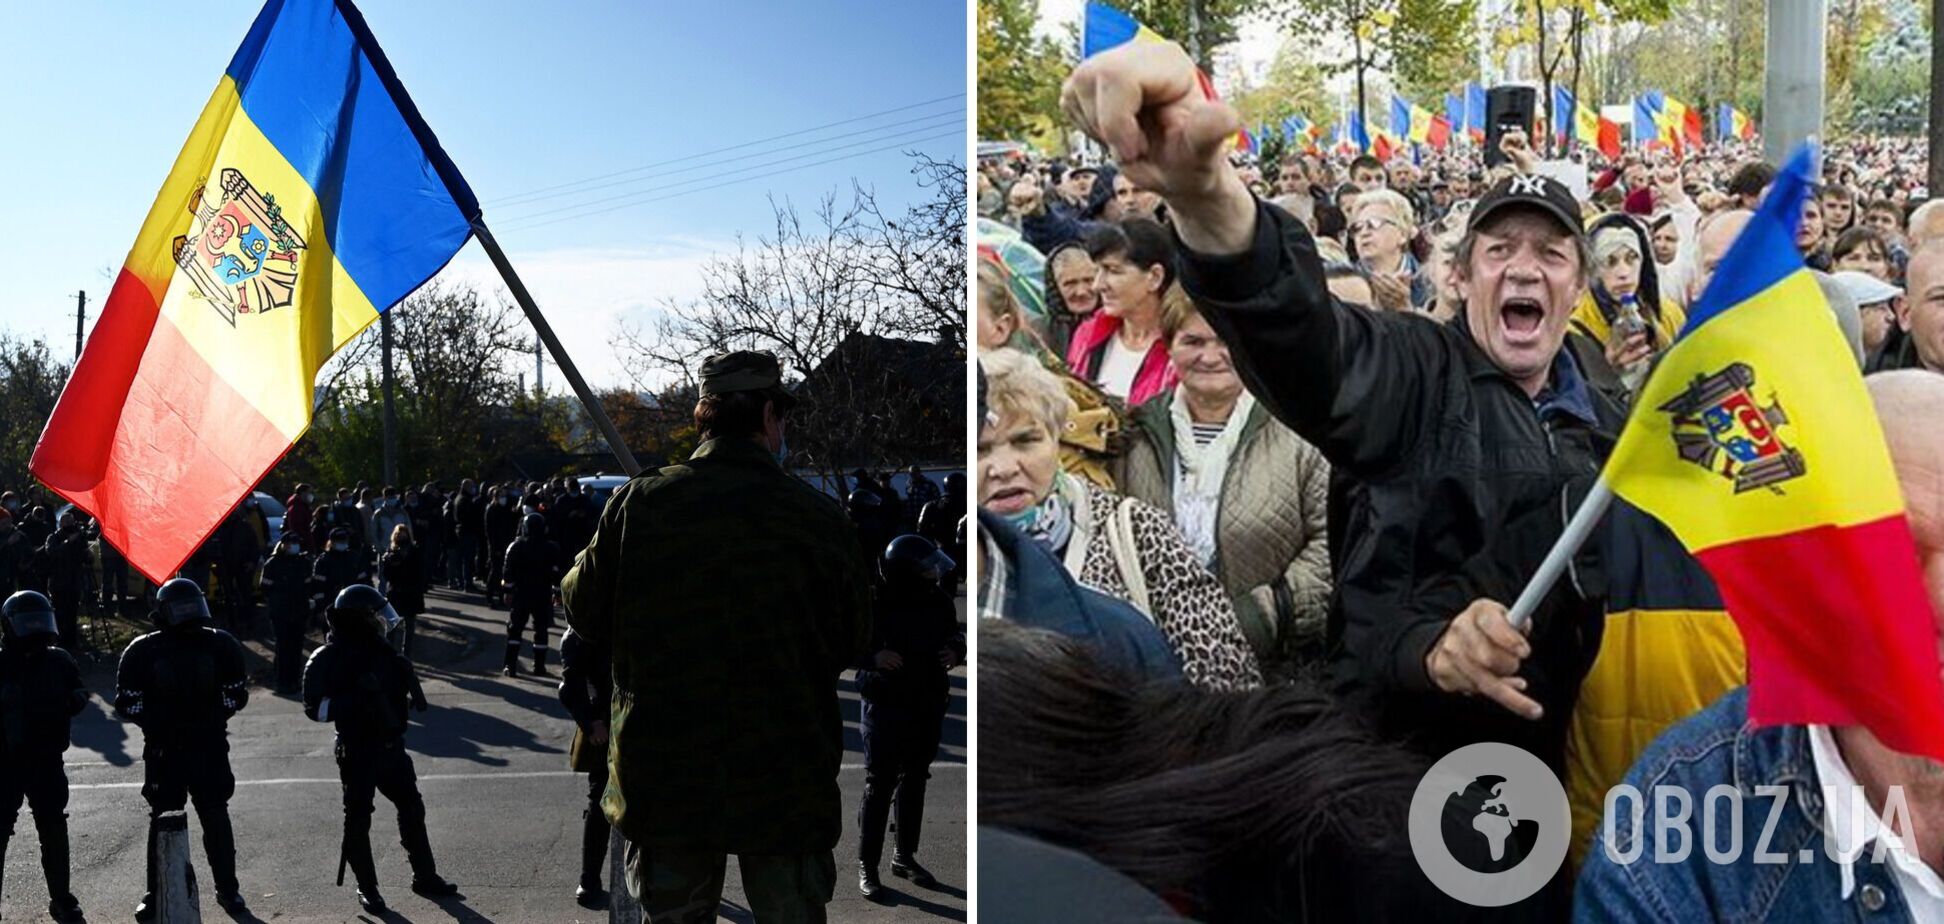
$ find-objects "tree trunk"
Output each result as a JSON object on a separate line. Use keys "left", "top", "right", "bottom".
{"left": 1931, "top": 0, "right": 1944, "bottom": 194}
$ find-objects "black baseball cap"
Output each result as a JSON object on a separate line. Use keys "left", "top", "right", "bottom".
{"left": 1467, "top": 173, "right": 1585, "bottom": 239}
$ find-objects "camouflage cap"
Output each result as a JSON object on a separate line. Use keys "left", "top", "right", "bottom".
{"left": 698, "top": 350, "right": 797, "bottom": 408}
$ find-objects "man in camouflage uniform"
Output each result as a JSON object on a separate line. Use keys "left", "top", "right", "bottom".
{"left": 563, "top": 350, "right": 873, "bottom": 924}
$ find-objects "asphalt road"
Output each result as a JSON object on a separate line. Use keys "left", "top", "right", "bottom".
{"left": 4, "top": 587, "right": 966, "bottom": 923}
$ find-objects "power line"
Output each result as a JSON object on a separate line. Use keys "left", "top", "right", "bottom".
{"left": 484, "top": 91, "right": 967, "bottom": 207}
{"left": 491, "top": 117, "right": 963, "bottom": 226}
{"left": 495, "top": 128, "right": 962, "bottom": 234}
{"left": 494, "top": 108, "right": 964, "bottom": 213}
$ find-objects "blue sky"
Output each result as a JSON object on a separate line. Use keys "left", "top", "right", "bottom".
{"left": 0, "top": 1, "right": 968, "bottom": 388}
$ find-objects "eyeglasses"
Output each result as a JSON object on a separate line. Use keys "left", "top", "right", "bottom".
{"left": 1350, "top": 217, "right": 1401, "bottom": 235}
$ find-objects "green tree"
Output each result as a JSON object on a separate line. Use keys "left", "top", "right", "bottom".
{"left": 1229, "top": 42, "right": 1333, "bottom": 139}
{"left": 978, "top": 0, "right": 1071, "bottom": 148}
{"left": 1276, "top": 0, "right": 1474, "bottom": 140}
{"left": 0, "top": 337, "right": 70, "bottom": 492}
{"left": 1116, "top": 0, "right": 1257, "bottom": 70}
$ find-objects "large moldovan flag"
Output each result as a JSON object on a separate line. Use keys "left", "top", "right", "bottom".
{"left": 31, "top": 0, "right": 479, "bottom": 581}
{"left": 1603, "top": 145, "right": 1944, "bottom": 761}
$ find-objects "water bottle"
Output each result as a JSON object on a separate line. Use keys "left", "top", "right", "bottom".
{"left": 1612, "top": 293, "right": 1648, "bottom": 345}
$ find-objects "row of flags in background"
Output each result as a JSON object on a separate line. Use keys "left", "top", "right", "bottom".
{"left": 1080, "top": 1, "right": 1755, "bottom": 161}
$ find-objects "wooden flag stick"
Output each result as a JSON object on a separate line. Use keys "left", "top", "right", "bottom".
{"left": 471, "top": 219, "right": 642, "bottom": 478}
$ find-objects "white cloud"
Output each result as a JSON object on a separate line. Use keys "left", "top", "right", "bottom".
{"left": 433, "top": 238, "right": 730, "bottom": 393}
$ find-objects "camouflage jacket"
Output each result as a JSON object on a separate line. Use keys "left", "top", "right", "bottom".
{"left": 562, "top": 437, "right": 873, "bottom": 855}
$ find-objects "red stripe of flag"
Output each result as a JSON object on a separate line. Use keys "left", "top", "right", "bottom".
{"left": 1698, "top": 515, "right": 1944, "bottom": 761}
{"left": 31, "top": 271, "right": 292, "bottom": 580}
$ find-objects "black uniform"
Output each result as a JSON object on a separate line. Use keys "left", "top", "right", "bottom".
{"left": 302, "top": 608, "right": 442, "bottom": 899}
{"left": 557, "top": 629, "right": 613, "bottom": 905}
{"left": 380, "top": 544, "right": 427, "bottom": 657}
{"left": 259, "top": 546, "right": 315, "bottom": 693}
{"left": 114, "top": 621, "right": 250, "bottom": 903}
{"left": 311, "top": 542, "right": 373, "bottom": 619}
{"left": 0, "top": 630, "right": 86, "bottom": 918}
{"left": 483, "top": 497, "right": 520, "bottom": 606}
{"left": 41, "top": 525, "right": 92, "bottom": 652}
{"left": 549, "top": 490, "right": 599, "bottom": 559}
{"left": 500, "top": 515, "right": 563, "bottom": 675}
{"left": 215, "top": 516, "right": 262, "bottom": 632}
{"left": 855, "top": 543, "right": 962, "bottom": 886}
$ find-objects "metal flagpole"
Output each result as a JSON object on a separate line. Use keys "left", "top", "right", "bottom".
{"left": 1505, "top": 478, "right": 1614, "bottom": 631}
{"left": 470, "top": 219, "right": 643, "bottom": 478}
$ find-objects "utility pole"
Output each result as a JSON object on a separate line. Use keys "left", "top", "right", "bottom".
{"left": 380, "top": 311, "right": 397, "bottom": 488}
{"left": 534, "top": 332, "right": 544, "bottom": 396}
{"left": 1763, "top": 0, "right": 1826, "bottom": 163}
{"left": 73, "top": 291, "right": 86, "bottom": 361}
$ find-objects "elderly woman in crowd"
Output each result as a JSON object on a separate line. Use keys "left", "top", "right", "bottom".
{"left": 1066, "top": 219, "right": 1178, "bottom": 405}
{"left": 978, "top": 256, "right": 1127, "bottom": 490}
{"left": 1041, "top": 242, "right": 1099, "bottom": 360}
{"left": 978, "top": 347, "right": 1260, "bottom": 690}
{"left": 1113, "top": 295, "right": 1332, "bottom": 681}
{"left": 1349, "top": 188, "right": 1425, "bottom": 311}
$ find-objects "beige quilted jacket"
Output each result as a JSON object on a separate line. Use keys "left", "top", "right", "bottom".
{"left": 1113, "top": 398, "right": 1333, "bottom": 678}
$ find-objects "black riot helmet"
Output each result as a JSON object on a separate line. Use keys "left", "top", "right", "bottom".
{"left": 155, "top": 578, "right": 211, "bottom": 629}
{"left": 881, "top": 534, "right": 955, "bottom": 588}
{"left": 943, "top": 472, "right": 966, "bottom": 495}
{"left": 519, "top": 513, "right": 547, "bottom": 540}
{"left": 2, "top": 591, "right": 57, "bottom": 641}
{"left": 847, "top": 490, "right": 883, "bottom": 516}
{"left": 330, "top": 584, "right": 400, "bottom": 638}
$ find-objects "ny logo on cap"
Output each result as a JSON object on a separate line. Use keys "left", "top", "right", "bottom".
{"left": 1509, "top": 174, "right": 1548, "bottom": 197}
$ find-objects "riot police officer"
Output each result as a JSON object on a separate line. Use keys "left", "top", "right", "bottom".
{"left": 500, "top": 514, "right": 563, "bottom": 678}
{"left": 556, "top": 628, "right": 612, "bottom": 909}
{"left": 114, "top": 579, "right": 250, "bottom": 919}
{"left": 0, "top": 591, "right": 86, "bottom": 923}
{"left": 311, "top": 526, "right": 371, "bottom": 621}
{"left": 258, "top": 535, "right": 315, "bottom": 694}
{"left": 303, "top": 584, "right": 458, "bottom": 913}
{"left": 483, "top": 486, "right": 519, "bottom": 608}
{"left": 855, "top": 535, "right": 963, "bottom": 898}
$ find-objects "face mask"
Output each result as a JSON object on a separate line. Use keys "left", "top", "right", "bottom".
{"left": 332, "top": 542, "right": 349, "bottom": 551}
{"left": 303, "top": 493, "right": 315, "bottom": 504}
{"left": 384, "top": 499, "right": 399, "bottom": 508}
{"left": 465, "top": 487, "right": 477, "bottom": 496}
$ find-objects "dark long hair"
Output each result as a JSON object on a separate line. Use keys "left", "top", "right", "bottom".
{"left": 978, "top": 622, "right": 1424, "bottom": 916}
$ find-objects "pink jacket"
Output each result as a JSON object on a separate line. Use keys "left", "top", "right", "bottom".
{"left": 1065, "top": 312, "right": 1177, "bottom": 407}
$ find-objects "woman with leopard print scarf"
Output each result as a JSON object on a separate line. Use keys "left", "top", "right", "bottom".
{"left": 977, "top": 347, "right": 1260, "bottom": 691}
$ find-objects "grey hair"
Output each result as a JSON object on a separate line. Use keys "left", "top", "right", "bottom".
{"left": 1453, "top": 211, "right": 1594, "bottom": 284}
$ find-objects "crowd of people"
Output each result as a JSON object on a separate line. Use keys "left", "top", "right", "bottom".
{"left": 977, "top": 37, "right": 1944, "bottom": 923}
{"left": 0, "top": 407, "right": 967, "bottom": 920}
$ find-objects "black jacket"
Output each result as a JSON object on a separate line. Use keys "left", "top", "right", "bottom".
{"left": 502, "top": 534, "right": 564, "bottom": 605}
{"left": 1179, "top": 200, "right": 1615, "bottom": 769}
{"left": 114, "top": 626, "right": 249, "bottom": 745}
{"left": 303, "top": 630, "right": 425, "bottom": 743}
{"left": 484, "top": 501, "right": 520, "bottom": 550}
{"left": 381, "top": 545, "right": 427, "bottom": 616}
{"left": 311, "top": 548, "right": 372, "bottom": 610}
{"left": 0, "top": 640, "right": 85, "bottom": 759}
{"left": 259, "top": 550, "right": 314, "bottom": 615}
{"left": 855, "top": 581, "right": 963, "bottom": 702}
